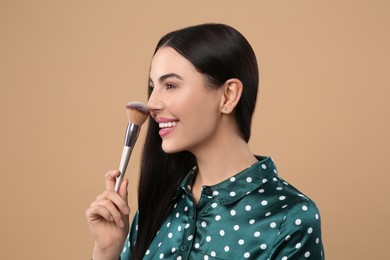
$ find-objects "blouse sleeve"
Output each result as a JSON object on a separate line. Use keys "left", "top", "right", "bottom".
{"left": 269, "top": 198, "right": 325, "bottom": 259}
{"left": 120, "top": 211, "right": 139, "bottom": 260}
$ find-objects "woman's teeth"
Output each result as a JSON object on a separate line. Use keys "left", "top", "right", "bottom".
{"left": 159, "top": 121, "right": 177, "bottom": 128}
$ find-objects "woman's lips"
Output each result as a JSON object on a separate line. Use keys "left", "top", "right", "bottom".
{"left": 156, "top": 118, "right": 178, "bottom": 138}
{"left": 159, "top": 124, "right": 177, "bottom": 137}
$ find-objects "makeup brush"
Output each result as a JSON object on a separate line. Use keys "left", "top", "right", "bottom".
{"left": 114, "top": 101, "right": 149, "bottom": 192}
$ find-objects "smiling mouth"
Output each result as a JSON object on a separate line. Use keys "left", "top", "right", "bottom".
{"left": 159, "top": 121, "right": 177, "bottom": 129}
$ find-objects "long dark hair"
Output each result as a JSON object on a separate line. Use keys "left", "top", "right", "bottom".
{"left": 131, "top": 23, "right": 259, "bottom": 259}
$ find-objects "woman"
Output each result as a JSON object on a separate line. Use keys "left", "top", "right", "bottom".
{"left": 86, "top": 23, "right": 324, "bottom": 260}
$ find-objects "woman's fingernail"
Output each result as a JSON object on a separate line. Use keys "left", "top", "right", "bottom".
{"left": 123, "top": 207, "right": 130, "bottom": 214}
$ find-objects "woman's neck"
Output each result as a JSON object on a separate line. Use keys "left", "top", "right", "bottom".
{"left": 191, "top": 136, "right": 258, "bottom": 204}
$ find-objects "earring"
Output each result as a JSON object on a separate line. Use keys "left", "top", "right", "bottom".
{"left": 223, "top": 106, "right": 228, "bottom": 112}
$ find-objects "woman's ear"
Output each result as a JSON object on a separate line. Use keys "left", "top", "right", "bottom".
{"left": 220, "top": 78, "right": 243, "bottom": 114}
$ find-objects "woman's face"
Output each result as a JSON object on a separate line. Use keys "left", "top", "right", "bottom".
{"left": 148, "top": 47, "right": 223, "bottom": 154}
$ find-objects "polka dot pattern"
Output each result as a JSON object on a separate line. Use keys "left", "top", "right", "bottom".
{"left": 121, "top": 156, "right": 324, "bottom": 260}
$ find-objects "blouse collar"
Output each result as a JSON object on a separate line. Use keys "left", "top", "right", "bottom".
{"left": 172, "top": 156, "right": 278, "bottom": 205}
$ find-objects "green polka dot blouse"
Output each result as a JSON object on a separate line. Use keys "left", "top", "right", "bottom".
{"left": 121, "top": 156, "right": 324, "bottom": 259}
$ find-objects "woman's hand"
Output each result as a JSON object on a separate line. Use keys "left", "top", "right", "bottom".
{"left": 86, "top": 170, "right": 130, "bottom": 260}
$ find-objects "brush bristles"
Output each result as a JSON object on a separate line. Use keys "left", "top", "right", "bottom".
{"left": 126, "top": 101, "right": 149, "bottom": 125}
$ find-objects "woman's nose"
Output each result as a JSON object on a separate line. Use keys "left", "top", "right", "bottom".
{"left": 147, "top": 89, "right": 164, "bottom": 115}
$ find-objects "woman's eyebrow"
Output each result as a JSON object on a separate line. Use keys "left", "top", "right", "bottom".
{"left": 159, "top": 73, "right": 183, "bottom": 83}
{"left": 149, "top": 73, "right": 183, "bottom": 85}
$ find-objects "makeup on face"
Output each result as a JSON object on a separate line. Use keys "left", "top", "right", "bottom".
{"left": 147, "top": 47, "right": 223, "bottom": 154}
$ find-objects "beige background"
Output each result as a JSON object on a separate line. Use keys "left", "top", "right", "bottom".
{"left": 1, "top": 0, "right": 389, "bottom": 259}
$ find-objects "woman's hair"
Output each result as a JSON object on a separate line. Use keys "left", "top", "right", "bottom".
{"left": 131, "top": 23, "right": 259, "bottom": 259}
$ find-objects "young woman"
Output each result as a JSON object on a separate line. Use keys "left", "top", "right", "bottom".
{"left": 86, "top": 23, "right": 324, "bottom": 260}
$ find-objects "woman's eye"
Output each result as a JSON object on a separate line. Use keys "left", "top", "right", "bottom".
{"left": 166, "top": 83, "right": 175, "bottom": 90}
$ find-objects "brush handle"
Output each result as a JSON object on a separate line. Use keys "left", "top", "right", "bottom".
{"left": 115, "top": 146, "right": 133, "bottom": 192}
{"left": 114, "top": 123, "right": 140, "bottom": 192}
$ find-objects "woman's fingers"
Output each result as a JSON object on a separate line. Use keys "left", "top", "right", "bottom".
{"left": 86, "top": 171, "right": 130, "bottom": 229}
{"left": 96, "top": 189, "right": 130, "bottom": 215}
{"left": 118, "top": 178, "right": 129, "bottom": 203}
{"left": 87, "top": 202, "right": 114, "bottom": 223}
{"left": 89, "top": 200, "right": 126, "bottom": 228}
{"left": 105, "top": 170, "right": 120, "bottom": 191}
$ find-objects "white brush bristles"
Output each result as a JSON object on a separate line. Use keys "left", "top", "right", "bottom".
{"left": 126, "top": 101, "right": 149, "bottom": 126}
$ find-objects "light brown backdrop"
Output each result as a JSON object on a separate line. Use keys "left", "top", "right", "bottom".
{"left": 1, "top": 0, "right": 389, "bottom": 259}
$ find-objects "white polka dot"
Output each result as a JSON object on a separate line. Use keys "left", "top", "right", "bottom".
{"left": 279, "top": 196, "right": 286, "bottom": 200}
{"left": 261, "top": 200, "right": 268, "bottom": 206}
{"left": 211, "top": 202, "right": 218, "bottom": 208}
{"left": 316, "top": 237, "right": 320, "bottom": 244}
{"left": 224, "top": 246, "right": 230, "bottom": 252}
{"left": 270, "top": 222, "right": 277, "bottom": 228}
{"left": 302, "top": 205, "right": 308, "bottom": 211}
{"left": 178, "top": 226, "right": 182, "bottom": 232}
{"left": 282, "top": 204, "right": 288, "bottom": 208}
{"left": 158, "top": 242, "right": 162, "bottom": 247}
{"left": 295, "top": 243, "right": 302, "bottom": 249}
{"left": 145, "top": 250, "right": 150, "bottom": 255}
{"left": 276, "top": 187, "right": 283, "bottom": 191}
{"left": 249, "top": 219, "right": 255, "bottom": 224}
{"left": 230, "top": 191, "right": 236, "bottom": 197}
{"left": 174, "top": 203, "right": 177, "bottom": 208}
{"left": 261, "top": 164, "right": 267, "bottom": 169}
{"left": 194, "top": 243, "right": 200, "bottom": 249}
{"left": 212, "top": 191, "right": 219, "bottom": 196}
{"left": 211, "top": 251, "right": 216, "bottom": 257}
{"left": 159, "top": 253, "right": 164, "bottom": 259}
{"left": 171, "top": 247, "right": 176, "bottom": 253}
{"left": 234, "top": 225, "right": 240, "bottom": 231}
{"left": 245, "top": 205, "right": 251, "bottom": 211}
{"left": 285, "top": 235, "right": 291, "bottom": 241}
{"left": 308, "top": 227, "right": 313, "bottom": 234}
{"left": 283, "top": 181, "right": 289, "bottom": 185}
{"left": 168, "top": 232, "right": 173, "bottom": 238}
{"left": 206, "top": 236, "right": 211, "bottom": 242}
{"left": 246, "top": 177, "right": 252, "bottom": 183}
{"left": 220, "top": 229, "right": 225, "bottom": 236}
{"left": 281, "top": 257, "right": 287, "bottom": 260}
{"left": 167, "top": 222, "right": 171, "bottom": 227}
{"left": 273, "top": 177, "right": 278, "bottom": 181}
{"left": 305, "top": 251, "right": 311, "bottom": 257}
{"left": 258, "top": 188, "right": 265, "bottom": 193}
{"left": 204, "top": 256, "right": 208, "bottom": 260}
{"left": 184, "top": 206, "right": 188, "bottom": 211}
{"left": 315, "top": 213, "right": 319, "bottom": 220}
{"left": 295, "top": 219, "right": 302, "bottom": 225}
{"left": 230, "top": 210, "right": 236, "bottom": 216}
{"left": 254, "top": 231, "right": 261, "bottom": 237}
{"left": 260, "top": 244, "right": 267, "bottom": 250}
{"left": 188, "top": 235, "right": 193, "bottom": 241}
{"left": 230, "top": 177, "right": 236, "bottom": 182}
{"left": 238, "top": 239, "right": 245, "bottom": 245}
{"left": 215, "top": 215, "right": 221, "bottom": 221}
{"left": 176, "top": 212, "right": 180, "bottom": 218}
{"left": 244, "top": 252, "right": 250, "bottom": 258}
{"left": 262, "top": 179, "right": 268, "bottom": 183}
{"left": 265, "top": 212, "right": 271, "bottom": 217}
{"left": 201, "top": 221, "right": 207, "bottom": 227}
{"left": 185, "top": 223, "right": 190, "bottom": 229}
{"left": 177, "top": 256, "right": 182, "bottom": 260}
